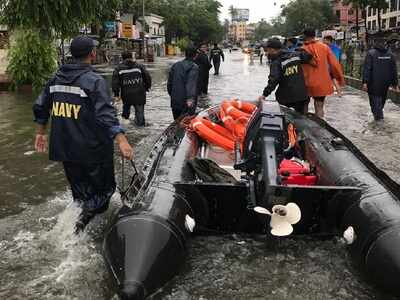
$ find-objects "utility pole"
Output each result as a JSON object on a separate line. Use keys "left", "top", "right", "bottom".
{"left": 143, "top": 0, "right": 146, "bottom": 62}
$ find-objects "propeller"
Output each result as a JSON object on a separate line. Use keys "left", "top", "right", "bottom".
{"left": 254, "top": 203, "right": 301, "bottom": 237}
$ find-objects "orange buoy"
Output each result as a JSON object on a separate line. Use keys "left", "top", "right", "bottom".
{"left": 230, "top": 100, "right": 257, "bottom": 114}
{"left": 221, "top": 101, "right": 251, "bottom": 120}
{"left": 200, "top": 118, "right": 235, "bottom": 141}
{"left": 191, "top": 118, "right": 235, "bottom": 151}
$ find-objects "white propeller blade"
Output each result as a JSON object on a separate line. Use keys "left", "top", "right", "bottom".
{"left": 254, "top": 203, "right": 302, "bottom": 237}
{"left": 284, "top": 203, "right": 301, "bottom": 225}
{"left": 254, "top": 206, "right": 272, "bottom": 215}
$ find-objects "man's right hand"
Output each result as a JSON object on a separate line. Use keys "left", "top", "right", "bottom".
{"left": 362, "top": 84, "right": 368, "bottom": 92}
{"left": 258, "top": 95, "right": 266, "bottom": 101}
{"left": 35, "top": 134, "right": 48, "bottom": 153}
{"left": 115, "top": 134, "right": 134, "bottom": 160}
{"left": 186, "top": 99, "right": 194, "bottom": 107}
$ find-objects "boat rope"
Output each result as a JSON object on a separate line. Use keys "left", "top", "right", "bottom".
{"left": 118, "top": 158, "right": 145, "bottom": 207}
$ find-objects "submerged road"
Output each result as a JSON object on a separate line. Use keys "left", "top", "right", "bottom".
{"left": 0, "top": 51, "right": 400, "bottom": 300}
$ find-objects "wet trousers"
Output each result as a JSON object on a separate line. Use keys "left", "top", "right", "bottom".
{"left": 368, "top": 94, "right": 387, "bottom": 120}
{"left": 63, "top": 161, "right": 116, "bottom": 214}
{"left": 122, "top": 103, "right": 145, "bottom": 126}
{"left": 213, "top": 59, "right": 221, "bottom": 75}
{"left": 172, "top": 102, "right": 197, "bottom": 120}
{"left": 198, "top": 73, "right": 210, "bottom": 95}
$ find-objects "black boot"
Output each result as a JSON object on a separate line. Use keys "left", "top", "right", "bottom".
{"left": 75, "top": 210, "right": 96, "bottom": 234}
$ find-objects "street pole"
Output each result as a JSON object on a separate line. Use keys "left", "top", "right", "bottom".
{"left": 143, "top": 0, "right": 146, "bottom": 62}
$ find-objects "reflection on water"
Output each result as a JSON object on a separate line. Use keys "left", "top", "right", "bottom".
{"left": 1, "top": 53, "right": 399, "bottom": 299}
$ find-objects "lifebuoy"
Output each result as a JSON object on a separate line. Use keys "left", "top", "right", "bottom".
{"left": 191, "top": 118, "right": 235, "bottom": 151}
{"left": 230, "top": 100, "right": 257, "bottom": 114}
{"left": 200, "top": 118, "right": 235, "bottom": 141}
{"left": 221, "top": 101, "right": 251, "bottom": 120}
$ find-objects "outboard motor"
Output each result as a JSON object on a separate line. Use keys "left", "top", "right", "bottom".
{"left": 235, "top": 100, "right": 285, "bottom": 207}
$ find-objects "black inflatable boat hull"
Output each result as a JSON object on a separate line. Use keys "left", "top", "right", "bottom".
{"left": 103, "top": 105, "right": 400, "bottom": 298}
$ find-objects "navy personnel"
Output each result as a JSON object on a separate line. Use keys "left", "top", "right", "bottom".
{"left": 259, "top": 38, "right": 313, "bottom": 114}
{"left": 112, "top": 51, "right": 152, "bottom": 127}
{"left": 210, "top": 43, "right": 225, "bottom": 75}
{"left": 195, "top": 44, "right": 212, "bottom": 96}
{"left": 362, "top": 37, "right": 399, "bottom": 121}
{"left": 33, "top": 35, "right": 134, "bottom": 233}
{"left": 167, "top": 46, "right": 199, "bottom": 120}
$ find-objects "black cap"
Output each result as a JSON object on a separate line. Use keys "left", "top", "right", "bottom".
{"left": 122, "top": 51, "right": 133, "bottom": 60}
{"left": 70, "top": 35, "right": 98, "bottom": 58}
{"left": 266, "top": 38, "right": 283, "bottom": 49}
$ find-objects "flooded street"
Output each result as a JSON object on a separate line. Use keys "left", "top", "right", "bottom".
{"left": 1, "top": 51, "right": 400, "bottom": 300}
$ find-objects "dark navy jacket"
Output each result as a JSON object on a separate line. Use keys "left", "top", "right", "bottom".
{"left": 362, "top": 46, "right": 398, "bottom": 96}
{"left": 112, "top": 60, "right": 152, "bottom": 105}
{"left": 167, "top": 58, "right": 199, "bottom": 109}
{"left": 210, "top": 47, "right": 225, "bottom": 63}
{"left": 33, "top": 64, "right": 124, "bottom": 163}
{"left": 263, "top": 50, "right": 312, "bottom": 104}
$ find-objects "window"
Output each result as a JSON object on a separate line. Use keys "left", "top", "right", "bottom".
{"left": 391, "top": 0, "right": 396, "bottom": 12}
{"left": 372, "top": 20, "right": 377, "bottom": 30}
{"left": 382, "top": 19, "right": 387, "bottom": 29}
{"left": 390, "top": 17, "right": 397, "bottom": 28}
{"left": 336, "top": 10, "right": 341, "bottom": 20}
{"left": 368, "top": 7, "right": 372, "bottom": 17}
{"left": 348, "top": 9, "right": 354, "bottom": 16}
{"left": 368, "top": 21, "right": 371, "bottom": 30}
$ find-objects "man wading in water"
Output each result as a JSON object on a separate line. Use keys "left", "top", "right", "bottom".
{"left": 33, "top": 35, "right": 134, "bottom": 233}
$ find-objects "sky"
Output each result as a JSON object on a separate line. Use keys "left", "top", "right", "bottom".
{"left": 219, "top": 0, "right": 290, "bottom": 23}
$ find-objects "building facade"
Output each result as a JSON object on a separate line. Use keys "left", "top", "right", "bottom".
{"left": 229, "top": 22, "right": 247, "bottom": 42}
{"left": 331, "top": 0, "right": 362, "bottom": 27}
{"left": 246, "top": 24, "right": 256, "bottom": 41}
{"left": 366, "top": 0, "right": 400, "bottom": 31}
{"left": 143, "top": 14, "right": 166, "bottom": 56}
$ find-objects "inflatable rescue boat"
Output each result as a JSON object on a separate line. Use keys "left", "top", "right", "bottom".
{"left": 103, "top": 100, "right": 400, "bottom": 299}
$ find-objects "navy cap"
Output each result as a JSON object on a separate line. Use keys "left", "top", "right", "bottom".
{"left": 266, "top": 38, "right": 282, "bottom": 49}
{"left": 70, "top": 35, "right": 98, "bottom": 58}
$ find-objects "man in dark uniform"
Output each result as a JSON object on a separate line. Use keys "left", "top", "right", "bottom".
{"left": 259, "top": 38, "right": 313, "bottom": 114}
{"left": 112, "top": 51, "right": 152, "bottom": 126}
{"left": 195, "top": 44, "right": 212, "bottom": 96}
{"left": 167, "top": 46, "right": 199, "bottom": 120}
{"left": 33, "top": 36, "right": 134, "bottom": 233}
{"left": 362, "top": 37, "right": 399, "bottom": 121}
{"left": 210, "top": 43, "right": 225, "bottom": 75}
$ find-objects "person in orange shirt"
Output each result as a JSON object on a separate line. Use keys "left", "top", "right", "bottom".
{"left": 302, "top": 28, "right": 345, "bottom": 119}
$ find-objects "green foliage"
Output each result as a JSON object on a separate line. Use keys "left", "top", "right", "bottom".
{"left": 281, "top": 0, "right": 335, "bottom": 36}
{"left": 121, "top": 0, "right": 223, "bottom": 44}
{"left": 7, "top": 30, "right": 57, "bottom": 93}
{"left": 254, "top": 19, "right": 275, "bottom": 41}
{"left": 176, "top": 37, "right": 191, "bottom": 51}
{"left": 0, "top": 0, "right": 121, "bottom": 38}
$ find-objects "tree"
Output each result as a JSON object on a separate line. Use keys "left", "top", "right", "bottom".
{"left": 254, "top": 19, "right": 274, "bottom": 41}
{"left": 343, "top": 0, "right": 369, "bottom": 40}
{"left": 121, "top": 0, "right": 223, "bottom": 44}
{"left": 6, "top": 30, "right": 57, "bottom": 93}
{"left": 280, "top": 0, "right": 335, "bottom": 35}
{"left": 0, "top": 0, "right": 121, "bottom": 38}
{"left": 0, "top": 0, "right": 121, "bottom": 90}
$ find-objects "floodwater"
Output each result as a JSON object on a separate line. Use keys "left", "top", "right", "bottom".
{"left": 1, "top": 51, "right": 399, "bottom": 300}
